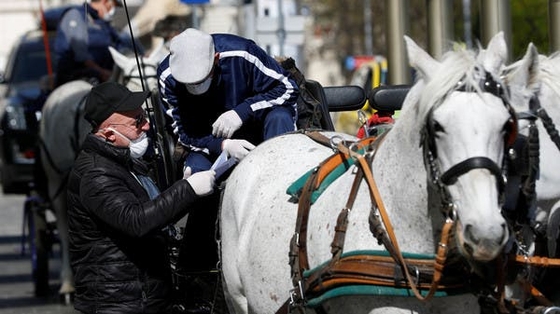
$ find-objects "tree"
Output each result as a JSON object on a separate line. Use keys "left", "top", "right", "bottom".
{"left": 303, "top": 0, "right": 549, "bottom": 76}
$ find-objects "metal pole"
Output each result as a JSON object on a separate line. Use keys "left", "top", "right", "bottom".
{"left": 479, "top": 0, "right": 511, "bottom": 61}
{"left": 277, "top": 0, "right": 286, "bottom": 56}
{"left": 463, "top": 0, "right": 472, "bottom": 49}
{"left": 549, "top": 0, "right": 560, "bottom": 53}
{"left": 364, "top": 0, "right": 373, "bottom": 55}
{"left": 192, "top": 5, "right": 199, "bottom": 29}
{"left": 427, "top": 0, "right": 453, "bottom": 59}
{"left": 385, "top": 0, "right": 410, "bottom": 84}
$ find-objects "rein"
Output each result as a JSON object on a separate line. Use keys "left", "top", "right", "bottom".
{"left": 279, "top": 131, "right": 461, "bottom": 314}
{"left": 278, "top": 73, "right": 549, "bottom": 314}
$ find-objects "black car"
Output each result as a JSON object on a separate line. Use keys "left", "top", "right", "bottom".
{"left": 0, "top": 28, "right": 57, "bottom": 194}
{"left": 0, "top": 4, "right": 73, "bottom": 194}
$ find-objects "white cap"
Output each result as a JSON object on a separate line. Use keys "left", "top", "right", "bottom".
{"left": 169, "top": 28, "right": 215, "bottom": 84}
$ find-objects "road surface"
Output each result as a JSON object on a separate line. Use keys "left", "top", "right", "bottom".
{"left": 0, "top": 190, "right": 78, "bottom": 314}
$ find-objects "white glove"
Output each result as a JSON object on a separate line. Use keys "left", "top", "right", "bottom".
{"left": 185, "top": 170, "right": 216, "bottom": 196}
{"left": 222, "top": 139, "right": 255, "bottom": 161}
{"left": 212, "top": 110, "right": 243, "bottom": 139}
{"left": 182, "top": 166, "right": 192, "bottom": 179}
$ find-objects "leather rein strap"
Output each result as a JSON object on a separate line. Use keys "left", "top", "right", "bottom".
{"left": 279, "top": 131, "right": 560, "bottom": 314}
{"left": 337, "top": 140, "right": 455, "bottom": 302}
{"left": 280, "top": 131, "right": 456, "bottom": 314}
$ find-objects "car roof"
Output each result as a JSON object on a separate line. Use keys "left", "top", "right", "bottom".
{"left": 3, "top": 29, "right": 56, "bottom": 83}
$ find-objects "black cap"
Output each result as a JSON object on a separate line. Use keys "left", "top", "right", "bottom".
{"left": 114, "top": 0, "right": 123, "bottom": 7}
{"left": 84, "top": 82, "right": 150, "bottom": 128}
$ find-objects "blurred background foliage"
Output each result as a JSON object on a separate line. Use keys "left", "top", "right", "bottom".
{"left": 302, "top": 0, "right": 549, "bottom": 78}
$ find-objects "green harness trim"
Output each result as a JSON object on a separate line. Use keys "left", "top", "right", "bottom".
{"left": 305, "top": 284, "right": 453, "bottom": 308}
{"left": 302, "top": 250, "right": 459, "bottom": 306}
{"left": 286, "top": 147, "right": 369, "bottom": 204}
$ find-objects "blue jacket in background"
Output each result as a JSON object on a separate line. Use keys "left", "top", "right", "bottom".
{"left": 54, "top": 4, "right": 133, "bottom": 86}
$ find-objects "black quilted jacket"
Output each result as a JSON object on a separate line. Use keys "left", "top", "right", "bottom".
{"left": 67, "top": 134, "right": 198, "bottom": 314}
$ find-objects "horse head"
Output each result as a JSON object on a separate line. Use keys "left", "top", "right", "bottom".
{"left": 108, "top": 42, "right": 165, "bottom": 92}
{"left": 404, "top": 34, "right": 513, "bottom": 263}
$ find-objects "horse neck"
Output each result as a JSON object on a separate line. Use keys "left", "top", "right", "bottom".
{"left": 369, "top": 103, "right": 437, "bottom": 253}
{"left": 540, "top": 79, "right": 560, "bottom": 123}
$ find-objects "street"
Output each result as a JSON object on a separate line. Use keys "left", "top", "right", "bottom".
{"left": 0, "top": 190, "right": 78, "bottom": 314}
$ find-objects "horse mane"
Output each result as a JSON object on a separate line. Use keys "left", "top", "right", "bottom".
{"left": 537, "top": 53, "right": 560, "bottom": 97}
{"left": 415, "top": 47, "right": 486, "bottom": 124}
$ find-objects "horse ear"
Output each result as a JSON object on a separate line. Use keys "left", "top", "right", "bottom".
{"left": 109, "top": 46, "right": 131, "bottom": 72}
{"left": 404, "top": 35, "right": 439, "bottom": 81}
{"left": 146, "top": 39, "right": 168, "bottom": 65}
{"left": 509, "top": 43, "right": 540, "bottom": 90}
{"left": 479, "top": 31, "right": 508, "bottom": 74}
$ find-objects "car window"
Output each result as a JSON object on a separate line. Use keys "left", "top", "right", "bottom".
{"left": 11, "top": 49, "right": 51, "bottom": 84}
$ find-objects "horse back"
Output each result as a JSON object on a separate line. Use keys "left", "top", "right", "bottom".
{"left": 40, "top": 80, "right": 92, "bottom": 174}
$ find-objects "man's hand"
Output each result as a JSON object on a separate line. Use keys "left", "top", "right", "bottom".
{"left": 222, "top": 139, "right": 255, "bottom": 161}
{"left": 185, "top": 170, "right": 216, "bottom": 196}
{"left": 212, "top": 110, "right": 242, "bottom": 138}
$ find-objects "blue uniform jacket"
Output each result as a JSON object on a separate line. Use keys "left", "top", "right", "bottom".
{"left": 157, "top": 33, "right": 298, "bottom": 155}
{"left": 54, "top": 4, "right": 132, "bottom": 84}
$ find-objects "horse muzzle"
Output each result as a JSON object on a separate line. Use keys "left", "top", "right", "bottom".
{"left": 455, "top": 219, "right": 509, "bottom": 262}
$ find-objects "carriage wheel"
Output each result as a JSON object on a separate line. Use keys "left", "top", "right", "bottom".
{"left": 25, "top": 196, "right": 50, "bottom": 297}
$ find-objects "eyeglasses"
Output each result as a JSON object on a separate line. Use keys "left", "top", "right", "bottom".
{"left": 133, "top": 112, "right": 148, "bottom": 128}
{"left": 110, "top": 111, "right": 147, "bottom": 129}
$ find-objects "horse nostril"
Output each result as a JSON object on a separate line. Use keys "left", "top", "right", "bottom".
{"left": 464, "top": 224, "right": 480, "bottom": 245}
{"left": 463, "top": 242, "right": 474, "bottom": 256}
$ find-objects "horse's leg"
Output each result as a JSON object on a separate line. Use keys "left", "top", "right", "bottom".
{"left": 50, "top": 180, "right": 74, "bottom": 304}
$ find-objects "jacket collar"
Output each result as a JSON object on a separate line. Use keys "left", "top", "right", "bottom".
{"left": 82, "top": 134, "right": 133, "bottom": 169}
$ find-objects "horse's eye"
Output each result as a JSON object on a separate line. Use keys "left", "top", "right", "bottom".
{"left": 433, "top": 121, "right": 445, "bottom": 133}
{"left": 502, "top": 119, "right": 514, "bottom": 138}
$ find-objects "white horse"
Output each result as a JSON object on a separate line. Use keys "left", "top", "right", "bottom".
{"left": 503, "top": 44, "right": 560, "bottom": 304}
{"left": 38, "top": 44, "right": 166, "bottom": 302}
{"left": 220, "top": 34, "right": 517, "bottom": 314}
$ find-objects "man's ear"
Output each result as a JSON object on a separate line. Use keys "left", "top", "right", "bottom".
{"left": 98, "top": 128, "right": 116, "bottom": 143}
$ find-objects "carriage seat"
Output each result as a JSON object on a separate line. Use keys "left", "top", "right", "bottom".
{"left": 324, "top": 85, "right": 367, "bottom": 112}
{"left": 302, "top": 80, "right": 335, "bottom": 131}
{"left": 368, "top": 84, "right": 410, "bottom": 112}
{"left": 303, "top": 80, "right": 367, "bottom": 131}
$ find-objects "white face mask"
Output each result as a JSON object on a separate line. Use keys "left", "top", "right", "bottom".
{"left": 185, "top": 75, "right": 212, "bottom": 95}
{"left": 103, "top": 5, "right": 116, "bottom": 21}
{"left": 108, "top": 128, "right": 150, "bottom": 159}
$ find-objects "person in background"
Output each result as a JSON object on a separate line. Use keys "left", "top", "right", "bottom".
{"left": 66, "top": 81, "right": 215, "bottom": 314}
{"left": 54, "top": 0, "right": 137, "bottom": 87}
{"left": 157, "top": 27, "right": 299, "bottom": 177}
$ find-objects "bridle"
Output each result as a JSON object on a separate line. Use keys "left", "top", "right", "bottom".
{"left": 421, "top": 71, "right": 518, "bottom": 212}
{"left": 117, "top": 62, "right": 159, "bottom": 90}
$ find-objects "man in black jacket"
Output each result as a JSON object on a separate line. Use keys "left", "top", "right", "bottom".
{"left": 66, "top": 81, "right": 215, "bottom": 314}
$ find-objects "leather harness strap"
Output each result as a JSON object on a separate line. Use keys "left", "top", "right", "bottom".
{"left": 289, "top": 132, "right": 378, "bottom": 271}
{"left": 281, "top": 131, "right": 458, "bottom": 314}
{"left": 514, "top": 255, "right": 560, "bottom": 267}
{"left": 343, "top": 144, "right": 455, "bottom": 301}
{"left": 279, "top": 131, "right": 560, "bottom": 314}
